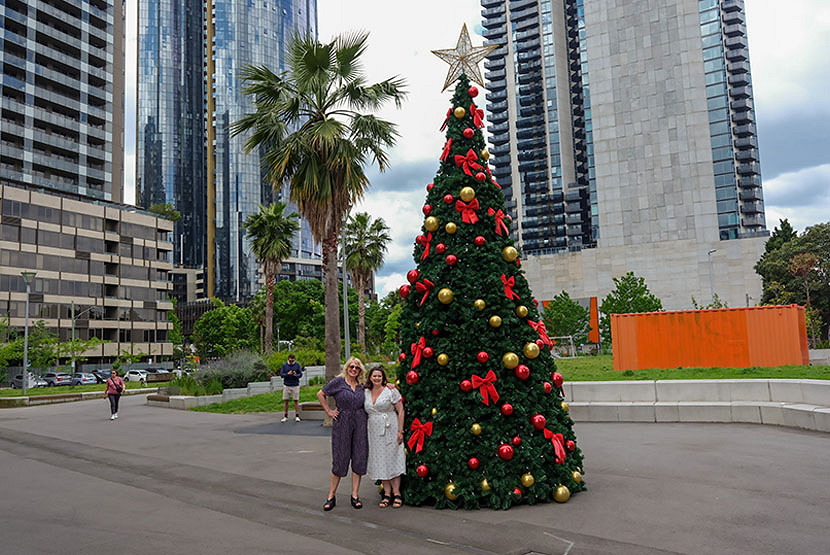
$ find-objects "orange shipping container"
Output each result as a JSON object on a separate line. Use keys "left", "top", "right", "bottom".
{"left": 611, "top": 305, "right": 809, "bottom": 371}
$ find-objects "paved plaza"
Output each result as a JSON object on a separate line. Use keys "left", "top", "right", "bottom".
{"left": 1, "top": 396, "right": 829, "bottom": 554}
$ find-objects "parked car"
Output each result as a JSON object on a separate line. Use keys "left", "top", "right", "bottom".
{"left": 91, "top": 370, "right": 112, "bottom": 383}
{"left": 71, "top": 373, "right": 97, "bottom": 386}
{"left": 42, "top": 372, "right": 73, "bottom": 387}
{"left": 123, "top": 369, "right": 148, "bottom": 384}
{"left": 11, "top": 374, "right": 48, "bottom": 389}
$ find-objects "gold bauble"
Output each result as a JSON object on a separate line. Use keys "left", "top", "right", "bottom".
{"left": 561, "top": 401, "right": 569, "bottom": 412}
{"left": 445, "top": 482, "right": 458, "bottom": 500}
{"left": 523, "top": 342, "right": 540, "bottom": 359}
{"left": 502, "top": 352, "right": 519, "bottom": 369}
{"left": 489, "top": 315, "right": 502, "bottom": 328}
{"left": 572, "top": 471, "right": 583, "bottom": 483}
{"left": 521, "top": 473, "right": 535, "bottom": 488}
{"left": 515, "top": 305, "right": 528, "bottom": 318}
{"left": 453, "top": 106, "right": 466, "bottom": 119}
{"left": 481, "top": 148, "right": 490, "bottom": 161}
{"left": 378, "top": 484, "right": 385, "bottom": 494}
{"left": 481, "top": 478, "right": 491, "bottom": 492}
{"left": 424, "top": 216, "right": 439, "bottom": 232}
{"left": 437, "top": 353, "right": 449, "bottom": 366}
{"left": 553, "top": 485, "right": 571, "bottom": 503}
{"left": 414, "top": 321, "right": 420, "bottom": 328}
{"left": 502, "top": 246, "right": 518, "bottom": 262}
{"left": 474, "top": 299, "right": 486, "bottom": 311}
{"left": 395, "top": 379, "right": 400, "bottom": 388}
{"left": 438, "top": 288, "right": 454, "bottom": 304}
{"left": 470, "top": 423, "right": 483, "bottom": 436}
{"left": 445, "top": 222, "right": 457, "bottom": 234}
{"left": 459, "top": 186, "right": 476, "bottom": 202}
{"left": 431, "top": 407, "right": 438, "bottom": 416}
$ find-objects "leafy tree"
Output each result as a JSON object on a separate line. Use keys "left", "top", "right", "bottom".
{"left": 599, "top": 272, "right": 663, "bottom": 345}
{"left": 764, "top": 218, "right": 797, "bottom": 254}
{"left": 243, "top": 202, "right": 300, "bottom": 353}
{"left": 344, "top": 212, "right": 391, "bottom": 350}
{"left": 168, "top": 300, "right": 184, "bottom": 361}
{"left": 691, "top": 293, "right": 728, "bottom": 309}
{"left": 541, "top": 291, "right": 590, "bottom": 345}
{"left": 790, "top": 252, "right": 820, "bottom": 344}
{"left": 381, "top": 303, "right": 402, "bottom": 356}
{"left": 111, "top": 349, "right": 146, "bottom": 374}
{"left": 193, "top": 299, "right": 258, "bottom": 359}
{"left": 148, "top": 202, "right": 181, "bottom": 222}
{"left": 231, "top": 32, "right": 406, "bottom": 383}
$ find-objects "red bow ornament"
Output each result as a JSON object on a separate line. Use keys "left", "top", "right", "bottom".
{"left": 488, "top": 208, "right": 510, "bottom": 236}
{"left": 501, "top": 274, "right": 520, "bottom": 300}
{"left": 543, "top": 429, "right": 567, "bottom": 463}
{"left": 439, "top": 108, "right": 452, "bottom": 131}
{"left": 420, "top": 232, "right": 433, "bottom": 261}
{"left": 408, "top": 418, "right": 433, "bottom": 453}
{"left": 440, "top": 138, "right": 453, "bottom": 162}
{"left": 410, "top": 336, "right": 426, "bottom": 369}
{"left": 455, "top": 198, "right": 480, "bottom": 224}
{"left": 454, "top": 149, "right": 483, "bottom": 177}
{"left": 528, "top": 319, "right": 553, "bottom": 349}
{"left": 415, "top": 279, "right": 434, "bottom": 306}
{"left": 471, "top": 370, "right": 500, "bottom": 405}
{"left": 469, "top": 103, "right": 484, "bottom": 129}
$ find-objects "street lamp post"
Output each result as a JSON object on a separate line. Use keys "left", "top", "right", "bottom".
{"left": 707, "top": 249, "right": 717, "bottom": 303}
{"left": 20, "top": 271, "right": 36, "bottom": 396}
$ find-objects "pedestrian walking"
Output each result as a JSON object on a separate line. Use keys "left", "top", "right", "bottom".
{"left": 105, "top": 369, "right": 125, "bottom": 420}
{"left": 317, "top": 357, "right": 368, "bottom": 511}
{"left": 364, "top": 366, "right": 405, "bottom": 508}
{"left": 280, "top": 353, "right": 303, "bottom": 422}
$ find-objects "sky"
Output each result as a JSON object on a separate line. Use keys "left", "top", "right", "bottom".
{"left": 123, "top": 0, "right": 830, "bottom": 297}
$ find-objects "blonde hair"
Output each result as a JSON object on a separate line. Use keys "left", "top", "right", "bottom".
{"left": 339, "top": 357, "right": 365, "bottom": 384}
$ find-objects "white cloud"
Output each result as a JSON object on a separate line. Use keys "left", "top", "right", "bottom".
{"left": 763, "top": 164, "right": 830, "bottom": 231}
{"left": 375, "top": 272, "right": 407, "bottom": 298}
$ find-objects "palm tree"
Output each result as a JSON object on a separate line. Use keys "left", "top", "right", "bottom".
{"left": 242, "top": 202, "right": 299, "bottom": 354}
{"left": 344, "top": 212, "right": 391, "bottom": 351}
{"left": 231, "top": 32, "right": 405, "bottom": 381}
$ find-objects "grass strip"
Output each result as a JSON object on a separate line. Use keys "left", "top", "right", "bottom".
{"left": 0, "top": 381, "right": 164, "bottom": 397}
{"left": 191, "top": 386, "right": 324, "bottom": 414}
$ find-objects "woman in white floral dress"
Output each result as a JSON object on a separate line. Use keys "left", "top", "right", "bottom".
{"left": 364, "top": 366, "right": 406, "bottom": 508}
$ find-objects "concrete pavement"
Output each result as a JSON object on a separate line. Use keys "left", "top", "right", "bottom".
{"left": 1, "top": 395, "right": 828, "bottom": 554}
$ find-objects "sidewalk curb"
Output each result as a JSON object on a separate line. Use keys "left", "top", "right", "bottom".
{"left": 0, "top": 387, "right": 158, "bottom": 408}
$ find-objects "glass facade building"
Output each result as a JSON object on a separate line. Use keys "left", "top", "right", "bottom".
{"left": 0, "top": 0, "right": 125, "bottom": 203}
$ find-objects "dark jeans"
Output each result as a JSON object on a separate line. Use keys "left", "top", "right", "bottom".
{"left": 108, "top": 394, "right": 121, "bottom": 415}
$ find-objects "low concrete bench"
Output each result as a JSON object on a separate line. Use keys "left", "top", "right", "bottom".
{"left": 299, "top": 401, "right": 325, "bottom": 421}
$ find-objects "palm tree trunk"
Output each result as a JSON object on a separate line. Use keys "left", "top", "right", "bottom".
{"left": 356, "top": 275, "right": 366, "bottom": 351}
{"left": 323, "top": 229, "right": 341, "bottom": 384}
{"left": 264, "top": 262, "right": 274, "bottom": 354}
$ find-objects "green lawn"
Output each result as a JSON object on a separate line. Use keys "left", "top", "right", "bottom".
{"left": 191, "top": 386, "right": 324, "bottom": 414}
{"left": 0, "top": 381, "right": 163, "bottom": 397}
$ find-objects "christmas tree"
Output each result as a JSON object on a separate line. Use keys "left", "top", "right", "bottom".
{"left": 396, "top": 26, "right": 586, "bottom": 510}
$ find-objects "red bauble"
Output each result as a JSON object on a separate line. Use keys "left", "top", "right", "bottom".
{"left": 543, "top": 381, "right": 553, "bottom": 394}
{"left": 406, "top": 269, "right": 419, "bottom": 284}
{"left": 474, "top": 235, "right": 486, "bottom": 247}
{"left": 423, "top": 204, "right": 432, "bottom": 215}
{"left": 498, "top": 444, "right": 514, "bottom": 460}
{"left": 443, "top": 193, "right": 454, "bottom": 204}
{"left": 468, "top": 86, "right": 479, "bottom": 98}
{"left": 536, "top": 339, "right": 545, "bottom": 349}
{"left": 416, "top": 464, "right": 429, "bottom": 478}
{"left": 551, "top": 372, "right": 564, "bottom": 388}
{"left": 427, "top": 183, "right": 434, "bottom": 191}
{"left": 475, "top": 172, "right": 486, "bottom": 182}
{"left": 514, "top": 364, "right": 530, "bottom": 380}
{"left": 512, "top": 435, "right": 522, "bottom": 446}
{"left": 445, "top": 254, "right": 457, "bottom": 266}
{"left": 399, "top": 284, "right": 411, "bottom": 299}
{"left": 531, "top": 414, "right": 547, "bottom": 430}
{"left": 501, "top": 403, "right": 514, "bottom": 416}
{"left": 422, "top": 347, "right": 434, "bottom": 359}
{"left": 406, "top": 370, "right": 419, "bottom": 385}
{"left": 476, "top": 351, "right": 489, "bottom": 364}
{"left": 431, "top": 329, "right": 439, "bottom": 336}
{"left": 398, "top": 352, "right": 406, "bottom": 362}
{"left": 460, "top": 379, "right": 473, "bottom": 392}
{"left": 415, "top": 234, "right": 426, "bottom": 245}
{"left": 463, "top": 128, "right": 474, "bottom": 139}
{"left": 512, "top": 487, "right": 522, "bottom": 497}
{"left": 435, "top": 243, "right": 447, "bottom": 254}
{"left": 566, "top": 440, "right": 575, "bottom": 451}
{"left": 533, "top": 298, "right": 539, "bottom": 307}
{"left": 467, "top": 457, "right": 480, "bottom": 470}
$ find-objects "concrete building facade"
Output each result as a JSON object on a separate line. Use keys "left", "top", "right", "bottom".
{"left": 481, "top": 0, "right": 767, "bottom": 309}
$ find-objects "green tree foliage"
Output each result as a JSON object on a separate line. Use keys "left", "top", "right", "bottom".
{"left": 168, "top": 302, "right": 184, "bottom": 361}
{"left": 764, "top": 218, "right": 797, "bottom": 254}
{"left": 147, "top": 202, "right": 181, "bottom": 222}
{"left": 243, "top": 202, "right": 300, "bottom": 354}
{"left": 755, "top": 222, "right": 830, "bottom": 343}
{"left": 232, "top": 31, "right": 405, "bottom": 382}
{"left": 193, "top": 300, "right": 258, "bottom": 359}
{"left": 541, "top": 291, "right": 590, "bottom": 345}
{"left": 599, "top": 272, "right": 663, "bottom": 345}
{"left": 691, "top": 293, "right": 728, "bottom": 309}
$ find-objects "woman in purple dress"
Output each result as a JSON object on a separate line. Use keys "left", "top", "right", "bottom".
{"left": 317, "top": 357, "right": 369, "bottom": 511}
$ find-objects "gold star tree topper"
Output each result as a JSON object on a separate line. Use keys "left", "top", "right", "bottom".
{"left": 432, "top": 24, "right": 498, "bottom": 91}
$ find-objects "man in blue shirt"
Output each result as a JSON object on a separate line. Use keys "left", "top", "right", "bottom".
{"left": 280, "top": 353, "right": 303, "bottom": 422}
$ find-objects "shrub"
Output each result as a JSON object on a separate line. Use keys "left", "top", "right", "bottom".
{"left": 195, "top": 351, "right": 270, "bottom": 389}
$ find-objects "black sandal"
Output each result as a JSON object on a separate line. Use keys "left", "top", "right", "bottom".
{"left": 350, "top": 496, "right": 363, "bottom": 509}
{"left": 378, "top": 495, "right": 392, "bottom": 508}
{"left": 392, "top": 494, "right": 403, "bottom": 508}
{"left": 323, "top": 497, "right": 336, "bottom": 511}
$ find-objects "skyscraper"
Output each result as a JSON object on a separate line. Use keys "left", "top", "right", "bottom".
{"left": 0, "top": 0, "right": 125, "bottom": 203}
{"left": 481, "top": 0, "right": 768, "bottom": 308}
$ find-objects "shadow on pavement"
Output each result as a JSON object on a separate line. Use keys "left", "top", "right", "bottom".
{"left": 234, "top": 419, "right": 331, "bottom": 437}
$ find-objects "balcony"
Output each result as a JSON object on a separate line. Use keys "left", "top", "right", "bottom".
{"left": 730, "top": 98, "right": 753, "bottom": 111}
{"left": 722, "top": 10, "right": 745, "bottom": 25}
{"left": 738, "top": 175, "right": 761, "bottom": 188}
{"left": 722, "top": 0, "right": 744, "bottom": 13}
{"left": 485, "top": 58, "right": 505, "bottom": 71}
{"left": 728, "top": 61, "right": 750, "bottom": 74}
{"left": 726, "top": 48, "right": 748, "bottom": 62}
{"left": 490, "top": 133, "right": 510, "bottom": 145}
{"left": 734, "top": 136, "right": 757, "bottom": 149}
{"left": 742, "top": 214, "right": 765, "bottom": 227}
{"left": 723, "top": 24, "right": 746, "bottom": 38}
{"left": 729, "top": 85, "right": 751, "bottom": 99}
{"left": 728, "top": 73, "right": 750, "bottom": 86}
{"left": 483, "top": 26, "right": 506, "bottom": 39}
{"left": 485, "top": 69, "right": 506, "bottom": 81}
{"left": 486, "top": 89, "right": 507, "bottom": 102}
{"left": 483, "top": 16, "right": 507, "bottom": 29}
{"left": 731, "top": 110, "right": 754, "bottom": 124}
{"left": 736, "top": 162, "right": 760, "bottom": 175}
{"left": 735, "top": 149, "right": 758, "bottom": 162}
{"left": 740, "top": 188, "right": 763, "bottom": 201}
